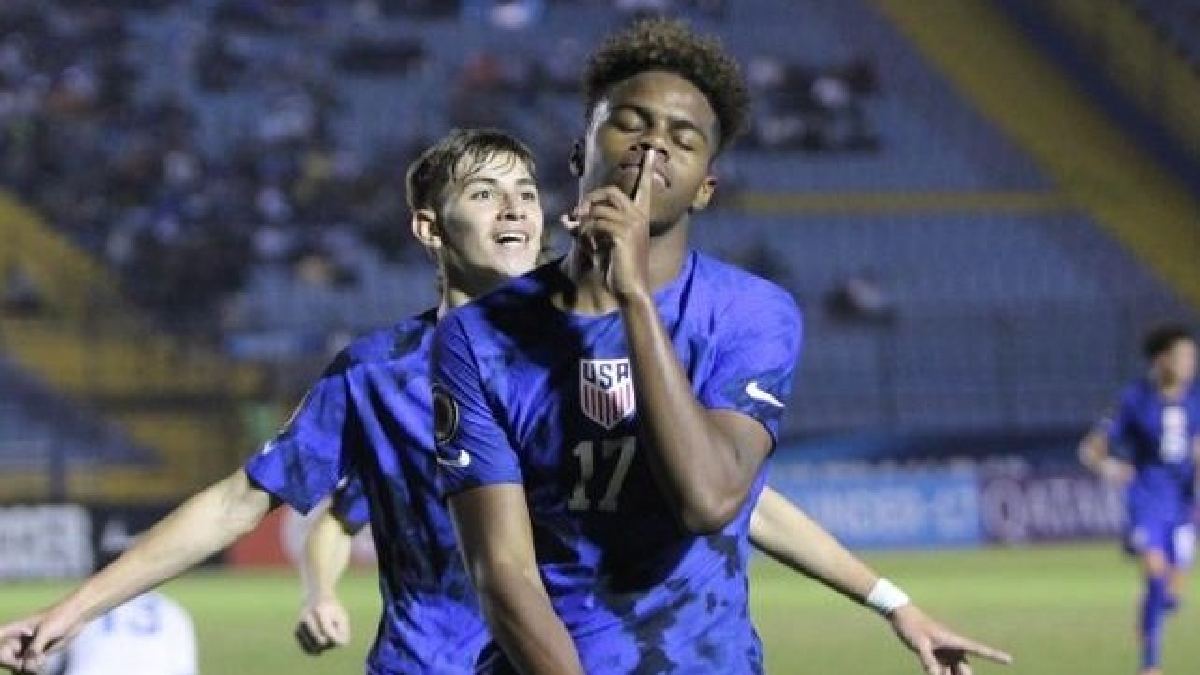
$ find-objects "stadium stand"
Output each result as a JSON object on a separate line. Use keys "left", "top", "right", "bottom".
{"left": 0, "top": 0, "right": 1197, "bottom": 498}
{"left": 0, "top": 357, "right": 151, "bottom": 478}
{"left": 1131, "top": 0, "right": 1200, "bottom": 65}
{"left": 1005, "top": 0, "right": 1200, "bottom": 170}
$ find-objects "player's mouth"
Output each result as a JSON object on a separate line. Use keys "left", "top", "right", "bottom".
{"left": 617, "top": 162, "right": 671, "bottom": 189}
{"left": 492, "top": 230, "right": 533, "bottom": 250}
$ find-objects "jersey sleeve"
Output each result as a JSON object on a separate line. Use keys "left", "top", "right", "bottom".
{"left": 431, "top": 312, "right": 523, "bottom": 496}
{"left": 697, "top": 284, "right": 803, "bottom": 447}
{"left": 329, "top": 475, "right": 370, "bottom": 533}
{"left": 243, "top": 352, "right": 354, "bottom": 515}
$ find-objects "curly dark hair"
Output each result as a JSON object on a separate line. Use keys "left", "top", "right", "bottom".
{"left": 582, "top": 18, "right": 748, "bottom": 152}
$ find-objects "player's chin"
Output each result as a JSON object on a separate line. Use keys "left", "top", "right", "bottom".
{"left": 648, "top": 206, "right": 687, "bottom": 235}
{"left": 485, "top": 250, "right": 538, "bottom": 277}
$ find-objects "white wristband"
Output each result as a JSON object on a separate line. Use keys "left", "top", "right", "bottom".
{"left": 866, "top": 578, "right": 911, "bottom": 615}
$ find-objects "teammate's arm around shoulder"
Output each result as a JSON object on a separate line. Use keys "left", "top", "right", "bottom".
{"left": 0, "top": 468, "right": 273, "bottom": 673}
{"left": 450, "top": 486, "right": 583, "bottom": 675}
{"left": 749, "top": 488, "right": 1013, "bottom": 673}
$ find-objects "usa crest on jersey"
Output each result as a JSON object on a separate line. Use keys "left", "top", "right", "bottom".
{"left": 579, "top": 358, "right": 636, "bottom": 430}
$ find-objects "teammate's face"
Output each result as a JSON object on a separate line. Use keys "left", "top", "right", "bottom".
{"left": 1156, "top": 338, "right": 1197, "bottom": 386}
{"left": 578, "top": 70, "right": 718, "bottom": 235}
{"left": 435, "top": 152, "right": 543, "bottom": 295}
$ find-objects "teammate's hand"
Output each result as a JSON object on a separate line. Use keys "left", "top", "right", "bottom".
{"left": 0, "top": 615, "right": 40, "bottom": 673}
{"left": 563, "top": 147, "right": 659, "bottom": 302}
{"left": 294, "top": 596, "right": 351, "bottom": 656}
{"left": 0, "top": 609, "right": 80, "bottom": 674}
{"left": 888, "top": 604, "right": 1012, "bottom": 675}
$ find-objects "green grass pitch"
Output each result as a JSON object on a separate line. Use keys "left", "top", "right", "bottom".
{"left": 3, "top": 543, "right": 1196, "bottom": 674}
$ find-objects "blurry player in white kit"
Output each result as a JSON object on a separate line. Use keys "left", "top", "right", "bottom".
{"left": 41, "top": 592, "right": 196, "bottom": 675}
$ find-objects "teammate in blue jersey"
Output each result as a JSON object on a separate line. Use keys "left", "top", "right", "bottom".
{"left": 0, "top": 128, "right": 547, "bottom": 675}
{"left": 0, "top": 126, "right": 960, "bottom": 675}
{"left": 1081, "top": 324, "right": 1200, "bottom": 675}
{"left": 434, "top": 18, "right": 1011, "bottom": 675}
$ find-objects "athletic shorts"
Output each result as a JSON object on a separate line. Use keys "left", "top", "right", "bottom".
{"left": 1125, "top": 517, "right": 1196, "bottom": 567}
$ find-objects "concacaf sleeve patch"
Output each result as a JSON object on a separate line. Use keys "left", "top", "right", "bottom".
{"left": 433, "top": 383, "right": 460, "bottom": 446}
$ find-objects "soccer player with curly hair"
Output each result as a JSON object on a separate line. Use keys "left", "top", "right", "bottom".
{"left": 435, "top": 18, "right": 1012, "bottom": 675}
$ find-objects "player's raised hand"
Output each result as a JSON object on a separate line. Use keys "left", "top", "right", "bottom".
{"left": 0, "top": 609, "right": 79, "bottom": 674}
{"left": 888, "top": 604, "right": 1012, "bottom": 675}
{"left": 563, "top": 146, "right": 659, "bottom": 301}
{"left": 294, "top": 596, "right": 351, "bottom": 656}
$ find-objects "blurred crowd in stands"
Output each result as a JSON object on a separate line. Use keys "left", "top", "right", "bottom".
{"left": 1133, "top": 0, "right": 1200, "bottom": 66}
{"left": 0, "top": 0, "right": 880, "bottom": 338}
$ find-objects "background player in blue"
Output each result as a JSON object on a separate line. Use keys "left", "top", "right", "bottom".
{"left": 435, "top": 18, "right": 1012, "bottom": 675}
{"left": 1081, "top": 324, "right": 1200, "bottom": 675}
{"left": 0, "top": 128, "right": 548, "bottom": 675}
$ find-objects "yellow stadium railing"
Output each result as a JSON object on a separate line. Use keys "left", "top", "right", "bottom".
{"left": 871, "top": 0, "right": 1200, "bottom": 312}
{"left": 0, "top": 192, "right": 269, "bottom": 503}
{"left": 1037, "top": 0, "right": 1200, "bottom": 164}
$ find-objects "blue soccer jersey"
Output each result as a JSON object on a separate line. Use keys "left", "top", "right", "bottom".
{"left": 433, "top": 251, "right": 802, "bottom": 674}
{"left": 1105, "top": 379, "right": 1200, "bottom": 552}
{"left": 244, "top": 309, "right": 488, "bottom": 674}
{"left": 331, "top": 475, "right": 370, "bottom": 533}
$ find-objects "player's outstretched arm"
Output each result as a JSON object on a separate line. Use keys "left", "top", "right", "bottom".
{"left": 295, "top": 499, "right": 354, "bottom": 656}
{"left": 749, "top": 487, "right": 877, "bottom": 600}
{"left": 450, "top": 485, "right": 583, "bottom": 675}
{"left": 0, "top": 468, "right": 273, "bottom": 674}
{"left": 749, "top": 488, "right": 1013, "bottom": 673}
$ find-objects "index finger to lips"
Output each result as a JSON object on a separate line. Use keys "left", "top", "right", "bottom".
{"left": 631, "top": 147, "right": 658, "bottom": 209}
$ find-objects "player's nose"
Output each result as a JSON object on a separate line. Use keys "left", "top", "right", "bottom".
{"left": 497, "top": 195, "right": 526, "bottom": 221}
{"left": 632, "top": 139, "right": 670, "bottom": 165}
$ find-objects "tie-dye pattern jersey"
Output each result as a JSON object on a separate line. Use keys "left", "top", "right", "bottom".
{"left": 433, "top": 251, "right": 803, "bottom": 674}
{"left": 331, "top": 475, "right": 370, "bottom": 533}
{"left": 244, "top": 309, "right": 488, "bottom": 674}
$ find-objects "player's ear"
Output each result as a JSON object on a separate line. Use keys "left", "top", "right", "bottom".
{"left": 569, "top": 140, "right": 584, "bottom": 177}
{"left": 689, "top": 174, "right": 718, "bottom": 212}
{"left": 411, "top": 209, "right": 442, "bottom": 251}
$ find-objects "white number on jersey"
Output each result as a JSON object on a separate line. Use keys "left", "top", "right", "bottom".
{"left": 1161, "top": 406, "right": 1189, "bottom": 463}
{"left": 567, "top": 437, "right": 636, "bottom": 512}
{"left": 101, "top": 597, "right": 161, "bottom": 636}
